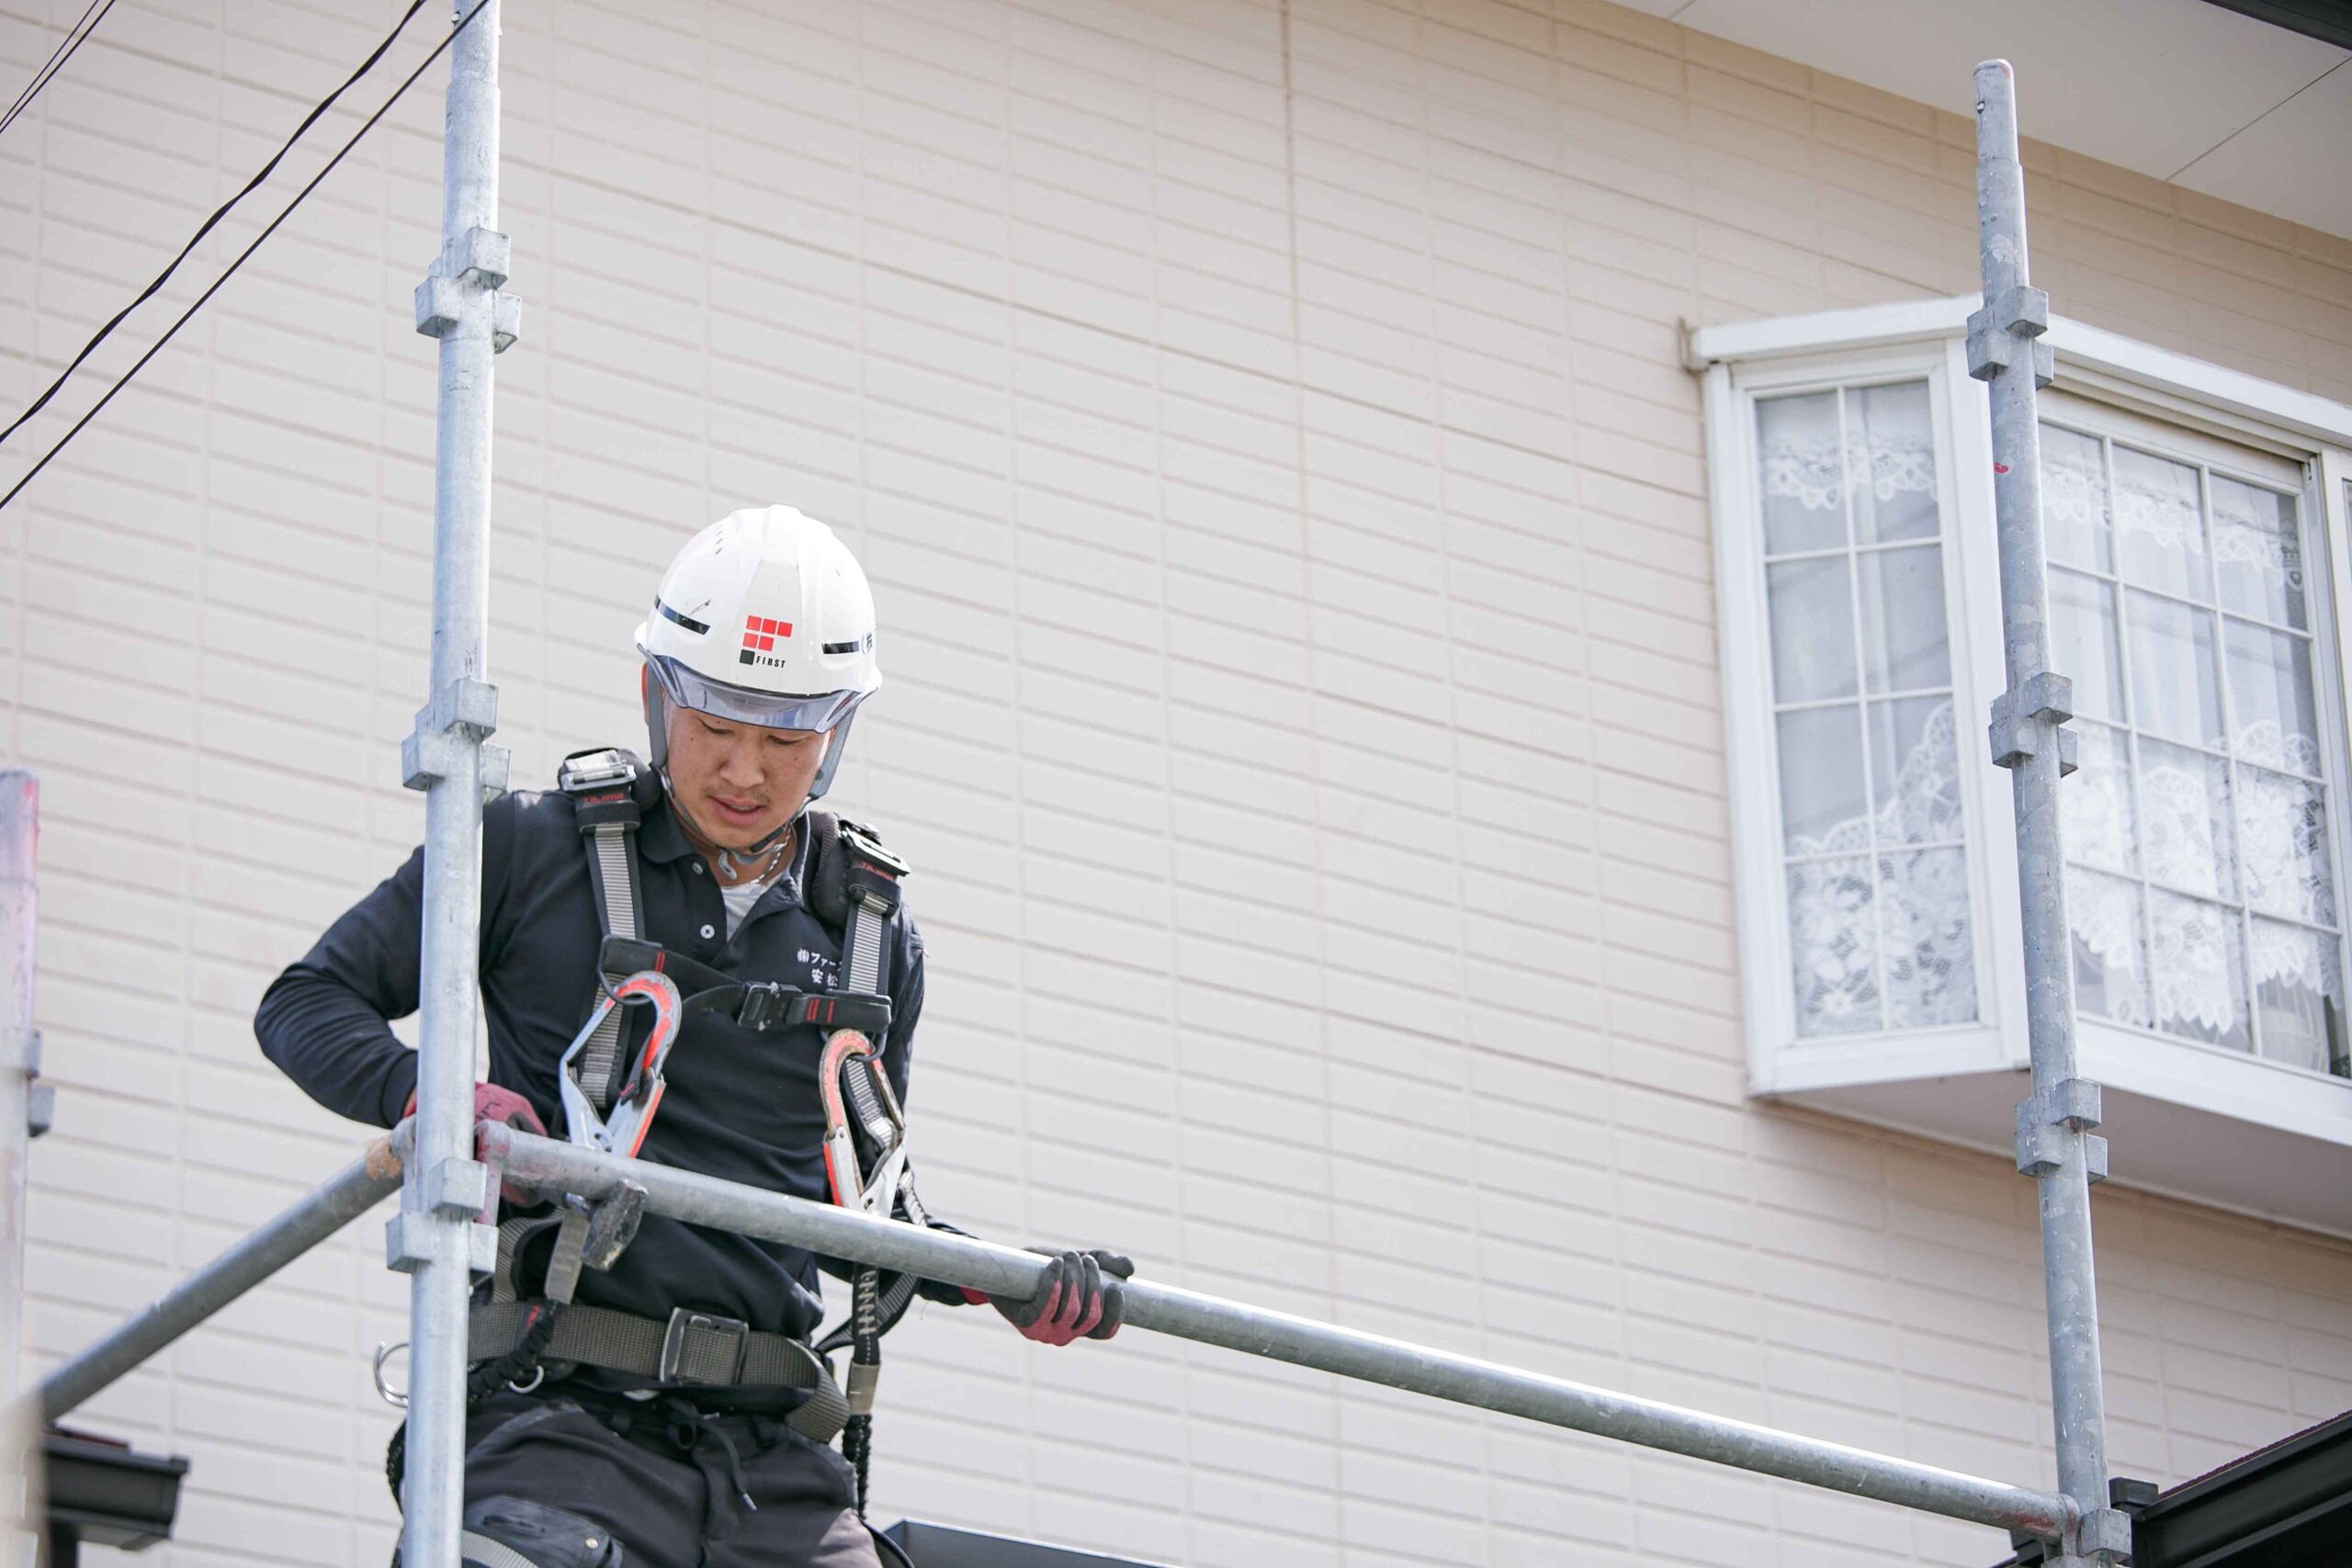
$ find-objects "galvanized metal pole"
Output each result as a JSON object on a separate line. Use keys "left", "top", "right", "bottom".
{"left": 37, "top": 1138, "right": 403, "bottom": 1423}
{"left": 481, "top": 1124, "right": 2081, "bottom": 1541}
{"left": 1967, "top": 61, "right": 2127, "bottom": 1568}
{"left": 393, "top": 2, "right": 516, "bottom": 1562}
{"left": 0, "top": 775, "right": 40, "bottom": 1560}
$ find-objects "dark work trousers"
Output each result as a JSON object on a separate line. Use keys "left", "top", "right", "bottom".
{"left": 447, "top": 1389, "right": 882, "bottom": 1568}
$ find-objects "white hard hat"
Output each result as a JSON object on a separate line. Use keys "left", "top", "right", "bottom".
{"left": 633, "top": 505, "right": 882, "bottom": 803}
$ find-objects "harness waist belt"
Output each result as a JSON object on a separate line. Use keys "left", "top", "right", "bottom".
{"left": 469, "top": 1301, "right": 848, "bottom": 1445}
{"left": 596, "top": 935, "right": 893, "bottom": 1038}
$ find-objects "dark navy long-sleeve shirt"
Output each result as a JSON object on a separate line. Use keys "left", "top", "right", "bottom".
{"left": 255, "top": 781, "right": 925, "bottom": 1345}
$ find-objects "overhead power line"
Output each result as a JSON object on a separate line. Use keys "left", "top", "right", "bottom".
{"left": 0, "top": 0, "right": 433, "bottom": 454}
{"left": 0, "top": 0, "right": 117, "bottom": 141}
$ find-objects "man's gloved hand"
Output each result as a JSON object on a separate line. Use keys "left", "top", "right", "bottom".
{"left": 973, "top": 1247, "right": 1134, "bottom": 1346}
{"left": 403, "top": 1081, "right": 548, "bottom": 1138}
{"left": 402, "top": 1083, "right": 546, "bottom": 1203}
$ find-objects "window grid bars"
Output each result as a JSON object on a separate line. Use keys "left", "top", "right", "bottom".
{"left": 1769, "top": 380, "right": 1966, "bottom": 1043}
{"left": 1838, "top": 390, "right": 1896, "bottom": 1031}
{"left": 2204, "top": 461, "right": 2271, "bottom": 1058}
{"left": 1773, "top": 683, "right": 1958, "bottom": 718}
{"left": 2095, "top": 433, "right": 2167, "bottom": 1038}
{"left": 2063, "top": 427, "right": 2346, "bottom": 1063}
{"left": 2074, "top": 721, "right": 2344, "bottom": 942}
{"left": 1762, "top": 535, "right": 1951, "bottom": 570}
{"left": 1764, "top": 383, "right": 1966, "bottom": 1035}
{"left": 1785, "top": 837, "right": 1967, "bottom": 870}
{"left": 2066, "top": 716, "right": 2326, "bottom": 788}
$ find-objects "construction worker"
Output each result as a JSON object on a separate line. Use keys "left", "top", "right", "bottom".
{"left": 256, "top": 505, "right": 1131, "bottom": 1568}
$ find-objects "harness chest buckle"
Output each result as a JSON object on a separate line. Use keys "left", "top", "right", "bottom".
{"left": 733, "top": 983, "right": 790, "bottom": 1032}
{"left": 659, "top": 1307, "right": 751, "bottom": 1385}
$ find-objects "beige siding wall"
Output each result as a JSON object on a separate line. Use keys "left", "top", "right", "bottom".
{"left": 4, "top": 0, "right": 2350, "bottom": 1562}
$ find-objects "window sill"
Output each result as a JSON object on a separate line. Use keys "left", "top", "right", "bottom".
{"left": 1757, "top": 1021, "right": 2352, "bottom": 1240}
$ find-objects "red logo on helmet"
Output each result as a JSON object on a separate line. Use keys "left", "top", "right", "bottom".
{"left": 741, "top": 615, "right": 794, "bottom": 654}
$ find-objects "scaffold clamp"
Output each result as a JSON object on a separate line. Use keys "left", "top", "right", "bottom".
{"left": 1967, "top": 287, "right": 2054, "bottom": 387}
{"left": 385, "top": 1212, "right": 498, "bottom": 1277}
{"left": 2016, "top": 1080, "right": 2109, "bottom": 1185}
{"left": 415, "top": 228, "right": 522, "bottom": 354}
{"left": 401, "top": 677, "right": 509, "bottom": 800}
{"left": 1989, "top": 673, "right": 2078, "bottom": 775}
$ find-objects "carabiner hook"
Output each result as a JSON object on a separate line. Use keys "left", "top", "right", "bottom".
{"left": 373, "top": 1340, "right": 409, "bottom": 1409}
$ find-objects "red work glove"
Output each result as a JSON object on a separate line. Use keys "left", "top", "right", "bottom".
{"left": 402, "top": 1083, "right": 546, "bottom": 1203}
{"left": 971, "top": 1248, "right": 1134, "bottom": 1346}
{"left": 403, "top": 1081, "right": 547, "bottom": 1138}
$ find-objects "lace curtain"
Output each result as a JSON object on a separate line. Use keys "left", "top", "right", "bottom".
{"left": 1785, "top": 700, "right": 1975, "bottom": 1033}
{"left": 1761, "top": 384, "right": 1976, "bottom": 1038}
{"left": 1761, "top": 434, "right": 1937, "bottom": 516}
{"left": 2043, "top": 427, "right": 2344, "bottom": 1069}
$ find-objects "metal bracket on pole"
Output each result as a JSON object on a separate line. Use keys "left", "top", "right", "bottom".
{"left": 2010, "top": 1505, "right": 2135, "bottom": 1567}
{"left": 386, "top": 1147, "right": 497, "bottom": 1278}
{"left": 424, "top": 1157, "right": 492, "bottom": 1218}
{"left": 2071, "top": 1508, "right": 2134, "bottom": 1562}
{"left": 1967, "top": 285, "right": 2054, "bottom": 388}
{"left": 384, "top": 1213, "right": 496, "bottom": 1277}
{"left": 414, "top": 226, "right": 521, "bottom": 354}
{"left": 1989, "top": 671, "right": 2079, "bottom": 776}
{"left": 2017, "top": 1078, "right": 2108, "bottom": 1185}
{"left": 2, "top": 1032, "right": 48, "bottom": 1141}
{"left": 401, "top": 677, "right": 509, "bottom": 801}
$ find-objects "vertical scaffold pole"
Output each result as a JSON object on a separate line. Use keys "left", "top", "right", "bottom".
{"left": 0, "top": 774, "right": 42, "bottom": 1559}
{"left": 1968, "top": 61, "right": 2127, "bottom": 1568}
{"left": 394, "top": 1, "right": 515, "bottom": 1562}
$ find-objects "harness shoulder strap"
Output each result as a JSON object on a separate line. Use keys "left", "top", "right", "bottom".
{"left": 558, "top": 747, "right": 656, "bottom": 1111}
{"left": 805, "top": 811, "right": 910, "bottom": 1004}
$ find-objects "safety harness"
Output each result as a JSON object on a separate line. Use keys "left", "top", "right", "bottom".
{"left": 458, "top": 748, "right": 922, "bottom": 1472}
{"left": 808, "top": 860, "right": 926, "bottom": 1516}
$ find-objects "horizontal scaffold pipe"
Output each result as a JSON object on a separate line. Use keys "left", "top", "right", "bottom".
{"left": 38, "top": 1136, "right": 405, "bottom": 1423}
{"left": 484, "top": 1124, "right": 2075, "bottom": 1540}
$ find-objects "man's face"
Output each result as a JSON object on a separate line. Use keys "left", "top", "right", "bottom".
{"left": 664, "top": 705, "right": 830, "bottom": 851}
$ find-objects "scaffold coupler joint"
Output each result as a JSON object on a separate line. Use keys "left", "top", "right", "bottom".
{"left": 2074, "top": 1505, "right": 2132, "bottom": 1562}
{"left": 426, "top": 1156, "right": 492, "bottom": 1218}
{"left": 383, "top": 1211, "right": 497, "bottom": 1276}
{"left": 414, "top": 227, "right": 522, "bottom": 353}
{"left": 401, "top": 676, "right": 509, "bottom": 798}
{"left": 2016, "top": 1079, "right": 2109, "bottom": 1185}
{"left": 1988, "top": 672, "right": 2077, "bottom": 775}
{"left": 1967, "top": 286, "right": 2054, "bottom": 386}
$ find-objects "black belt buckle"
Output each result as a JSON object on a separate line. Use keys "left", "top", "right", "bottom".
{"left": 735, "top": 983, "right": 787, "bottom": 1032}
{"left": 660, "top": 1307, "right": 750, "bottom": 1384}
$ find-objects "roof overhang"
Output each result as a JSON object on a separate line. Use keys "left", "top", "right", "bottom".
{"left": 1624, "top": 0, "right": 2352, "bottom": 240}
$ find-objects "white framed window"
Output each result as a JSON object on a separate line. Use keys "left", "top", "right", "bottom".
{"left": 1752, "top": 375, "right": 1980, "bottom": 1040}
{"left": 2039, "top": 392, "right": 2352, "bottom": 1077}
{"left": 1709, "top": 341, "right": 2015, "bottom": 1088}
{"left": 1696, "top": 298, "right": 2352, "bottom": 1233}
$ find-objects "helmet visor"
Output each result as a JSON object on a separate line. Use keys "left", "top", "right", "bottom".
{"left": 647, "top": 654, "right": 865, "bottom": 734}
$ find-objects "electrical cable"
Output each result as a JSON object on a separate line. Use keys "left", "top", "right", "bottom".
{"left": 0, "top": 0, "right": 433, "bottom": 451}
{"left": 0, "top": 0, "right": 485, "bottom": 514}
{"left": 0, "top": 0, "right": 113, "bottom": 141}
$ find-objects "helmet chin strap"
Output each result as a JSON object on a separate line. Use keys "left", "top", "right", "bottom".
{"left": 659, "top": 767, "right": 806, "bottom": 860}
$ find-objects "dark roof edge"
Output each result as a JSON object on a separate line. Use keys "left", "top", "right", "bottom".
{"left": 1984, "top": 1411, "right": 2352, "bottom": 1568}
{"left": 2145, "top": 1407, "right": 2352, "bottom": 1512}
{"left": 2199, "top": 0, "right": 2352, "bottom": 51}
